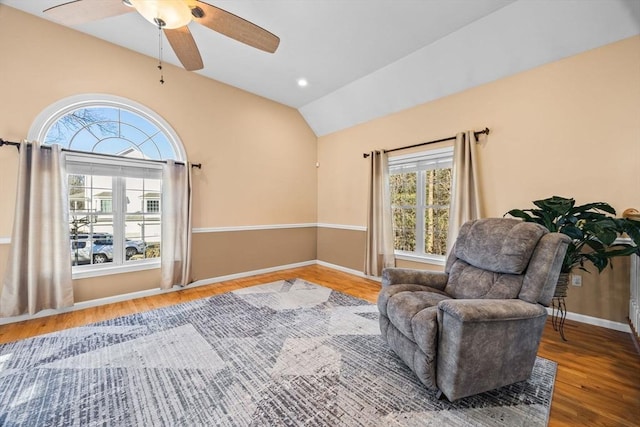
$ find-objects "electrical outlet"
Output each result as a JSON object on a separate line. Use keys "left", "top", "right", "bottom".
{"left": 571, "top": 274, "right": 582, "bottom": 287}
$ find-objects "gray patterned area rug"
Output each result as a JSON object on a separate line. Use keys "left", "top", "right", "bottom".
{"left": 0, "top": 279, "right": 556, "bottom": 426}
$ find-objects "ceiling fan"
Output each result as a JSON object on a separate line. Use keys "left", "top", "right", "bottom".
{"left": 43, "top": 0, "right": 280, "bottom": 72}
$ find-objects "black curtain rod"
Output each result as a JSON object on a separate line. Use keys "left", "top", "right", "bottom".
{"left": 0, "top": 138, "right": 202, "bottom": 169}
{"left": 362, "top": 127, "right": 490, "bottom": 158}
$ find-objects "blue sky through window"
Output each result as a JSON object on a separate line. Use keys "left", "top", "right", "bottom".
{"left": 44, "top": 106, "right": 177, "bottom": 160}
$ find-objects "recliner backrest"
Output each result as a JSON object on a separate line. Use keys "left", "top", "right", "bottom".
{"left": 444, "top": 218, "right": 549, "bottom": 300}
{"left": 452, "top": 218, "right": 548, "bottom": 274}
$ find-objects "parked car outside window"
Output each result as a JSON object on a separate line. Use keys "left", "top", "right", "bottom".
{"left": 70, "top": 234, "right": 146, "bottom": 265}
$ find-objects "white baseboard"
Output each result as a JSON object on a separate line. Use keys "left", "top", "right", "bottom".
{"left": 188, "top": 260, "right": 316, "bottom": 287}
{"left": 546, "top": 307, "right": 631, "bottom": 333}
{"left": 0, "top": 260, "right": 631, "bottom": 334}
{"left": 315, "top": 260, "right": 381, "bottom": 282}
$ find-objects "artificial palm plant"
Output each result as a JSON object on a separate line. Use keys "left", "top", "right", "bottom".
{"left": 506, "top": 196, "right": 640, "bottom": 276}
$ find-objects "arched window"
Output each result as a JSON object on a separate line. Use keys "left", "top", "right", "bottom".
{"left": 30, "top": 94, "right": 186, "bottom": 277}
{"left": 30, "top": 94, "right": 185, "bottom": 161}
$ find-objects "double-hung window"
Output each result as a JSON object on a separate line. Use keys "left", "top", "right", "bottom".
{"left": 66, "top": 154, "right": 162, "bottom": 269}
{"left": 389, "top": 147, "right": 453, "bottom": 264}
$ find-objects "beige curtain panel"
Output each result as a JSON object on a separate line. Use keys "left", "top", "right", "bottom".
{"left": 365, "top": 150, "right": 395, "bottom": 276}
{"left": 0, "top": 142, "right": 73, "bottom": 317}
{"left": 447, "top": 131, "right": 483, "bottom": 253}
{"left": 160, "top": 160, "right": 193, "bottom": 289}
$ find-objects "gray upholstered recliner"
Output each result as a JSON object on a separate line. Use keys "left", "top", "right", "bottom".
{"left": 377, "top": 218, "right": 570, "bottom": 401}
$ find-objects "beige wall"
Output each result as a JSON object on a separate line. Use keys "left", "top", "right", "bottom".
{"left": 317, "top": 228, "right": 365, "bottom": 272}
{"left": 0, "top": 6, "right": 318, "bottom": 302}
{"left": 317, "top": 36, "right": 640, "bottom": 323}
{"left": 568, "top": 258, "right": 631, "bottom": 323}
{"left": 73, "top": 269, "right": 161, "bottom": 302}
{"left": 192, "top": 228, "right": 316, "bottom": 280}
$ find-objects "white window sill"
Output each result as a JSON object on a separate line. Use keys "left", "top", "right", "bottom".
{"left": 72, "top": 259, "right": 160, "bottom": 279}
{"left": 395, "top": 251, "right": 446, "bottom": 266}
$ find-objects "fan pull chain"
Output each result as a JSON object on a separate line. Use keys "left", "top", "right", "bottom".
{"left": 157, "top": 24, "right": 165, "bottom": 84}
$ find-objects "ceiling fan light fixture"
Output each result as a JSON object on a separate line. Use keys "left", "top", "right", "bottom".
{"left": 129, "top": 0, "right": 192, "bottom": 29}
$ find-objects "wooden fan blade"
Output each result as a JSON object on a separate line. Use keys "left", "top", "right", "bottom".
{"left": 43, "top": 0, "right": 133, "bottom": 26}
{"left": 192, "top": 1, "right": 279, "bottom": 53}
{"left": 164, "top": 26, "right": 204, "bottom": 71}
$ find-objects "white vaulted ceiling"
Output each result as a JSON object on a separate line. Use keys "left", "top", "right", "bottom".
{"left": 1, "top": 0, "right": 639, "bottom": 136}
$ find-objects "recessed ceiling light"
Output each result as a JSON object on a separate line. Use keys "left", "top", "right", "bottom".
{"left": 297, "top": 78, "right": 308, "bottom": 88}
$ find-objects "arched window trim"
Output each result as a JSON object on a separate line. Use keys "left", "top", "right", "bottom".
{"left": 27, "top": 93, "right": 186, "bottom": 162}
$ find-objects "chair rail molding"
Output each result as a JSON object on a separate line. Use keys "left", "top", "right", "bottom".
{"left": 317, "top": 223, "right": 367, "bottom": 232}
{"left": 192, "top": 223, "right": 317, "bottom": 233}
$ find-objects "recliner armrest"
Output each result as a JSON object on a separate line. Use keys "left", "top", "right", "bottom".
{"left": 382, "top": 267, "right": 448, "bottom": 291}
{"left": 436, "top": 298, "right": 548, "bottom": 401}
{"left": 437, "top": 299, "right": 546, "bottom": 323}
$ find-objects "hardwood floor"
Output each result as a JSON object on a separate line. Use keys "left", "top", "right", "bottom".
{"left": 1, "top": 264, "right": 638, "bottom": 426}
